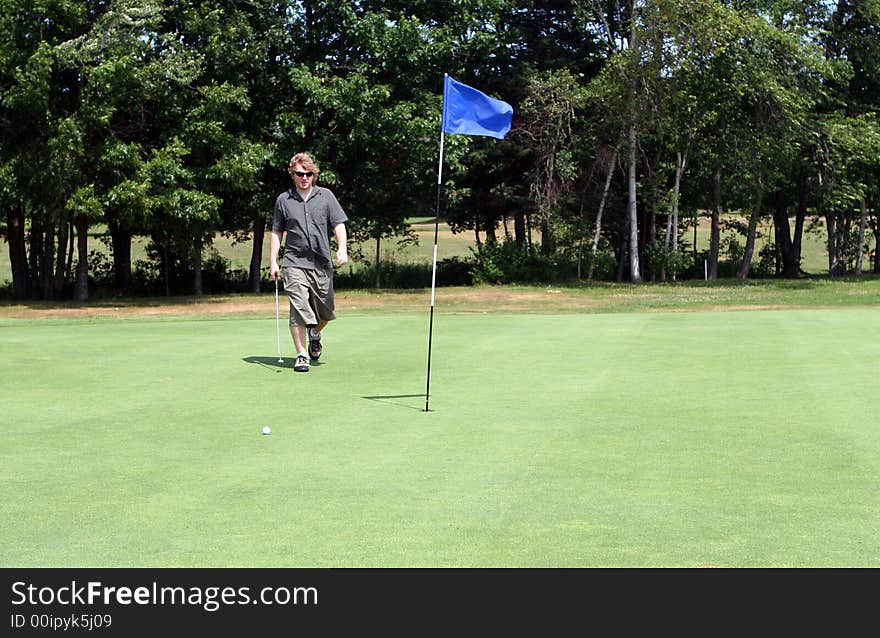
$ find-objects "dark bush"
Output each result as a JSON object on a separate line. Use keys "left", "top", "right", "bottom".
{"left": 469, "top": 241, "right": 577, "bottom": 284}
{"left": 334, "top": 256, "right": 473, "bottom": 290}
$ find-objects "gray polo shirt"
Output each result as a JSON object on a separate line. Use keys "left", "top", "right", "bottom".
{"left": 272, "top": 186, "right": 348, "bottom": 270}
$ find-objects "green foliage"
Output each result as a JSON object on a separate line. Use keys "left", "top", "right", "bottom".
{"left": 723, "top": 234, "right": 745, "bottom": 267}
{"left": 517, "top": 68, "right": 587, "bottom": 242}
{"left": 335, "top": 256, "right": 473, "bottom": 290}
{"left": 66, "top": 184, "right": 103, "bottom": 221}
{"left": 2, "top": 41, "right": 53, "bottom": 115}
{"left": 754, "top": 242, "right": 778, "bottom": 279}
{"left": 644, "top": 243, "right": 693, "bottom": 280}
{"left": 1, "top": 0, "right": 879, "bottom": 299}
{"left": 127, "top": 243, "right": 244, "bottom": 297}
{"left": 584, "top": 239, "right": 619, "bottom": 281}
{"left": 469, "top": 241, "right": 576, "bottom": 285}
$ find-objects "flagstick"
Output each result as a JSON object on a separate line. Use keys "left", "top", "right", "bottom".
{"left": 424, "top": 129, "right": 445, "bottom": 412}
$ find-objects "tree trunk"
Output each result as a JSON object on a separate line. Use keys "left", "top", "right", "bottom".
{"left": 670, "top": 150, "right": 685, "bottom": 281}
{"left": 73, "top": 216, "right": 89, "bottom": 301}
{"left": 588, "top": 146, "right": 617, "bottom": 281}
{"left": 671, "top": 151, "right": 685, "bottom": 250}
{"left": 28, "top": 221, "right": 61, "bottom": 300}
{"left": 577, "top": 239, "right": 583, "bottom": 279}
{"left": 514, "top": 211, "right": 525, "bottom": 247}
{"left": 826, "top": 213, "right": 846, "bottom": 276}
{"left": 873, "top": 211, "right": 880, "bottom": 275}
{"left": 660, "top": 208, "right": 670, "bottom": 283}
{"left": 708, "top": 167, "right": 721, "bottom": 280}
{"left": 162, "top": 244, "right": 171, "bottom": 296}
{"left": 626, "top": 4, "right": 641, "bottom": 284}
{"left": 855, "top": 198, "right": 867, "bottom": 275}
{"left": 737, "top": 181, "right": 764, "bottom": 280}
{"left": 249, "top": 215, "right": 265, "bottom": 293}
{"left": 374, "top": 236, "right": 381, "bottom": 289}
{"left": 773, "top": 217, "right": 782, "bottom": 276}
{"left": 28, "top": 220, "right": 43, "bottom": 298}
{"left": 53, "top": 220, "right": 69, "bottom": 298}
{"left": 540, "top": 216, "right": 553, "bottom": 254}
{"left": 40, "top": 226, "right": 55, "bottom": 299}
{"left": 647, "top": 203, "right": 656, "bottom": 282}
{"left": 791, "top": 171, "right": 809, "bottom": 276}
{"left": 825, "top": 213, "right": 836, "bottom": 275}
{"left": 108, "top": 218, "right": 133, "bottom": 296}
{"left": 772, "top": 191, "right": 799, "bottom": 278}
{"left": 484, "top": 217, "right": 497, "bottom": 244}
{"left": 66, "top": 221, "right": 74, "bottom": 284}
{"left": 6, "top": 201, "right": 30, "bottom": 299}
{"left": 627, "top": 122, "right": 641, "bottom": 282}
{"left": 526, "top": 213, "right": 533, "bottom": 248}
{"left": 616, "top": 222, "right": 627, "bottom": 282}
{"left": 840, "top": 216, "right": 851, "bottom": 271}
{"left": 193, "top": 238, "right": 203, "bottom": 296}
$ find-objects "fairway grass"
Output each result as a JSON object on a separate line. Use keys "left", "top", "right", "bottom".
{"left": 2, "top": 301, "right": 878, "bottom": 567}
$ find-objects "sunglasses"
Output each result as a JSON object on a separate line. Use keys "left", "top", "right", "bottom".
{"left": 292, "top": 170, "right": 314, "bottom": 178}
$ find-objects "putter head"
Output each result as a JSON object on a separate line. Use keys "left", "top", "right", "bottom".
{"left": 278, "top": 357, "right": 284, "bottom": 364}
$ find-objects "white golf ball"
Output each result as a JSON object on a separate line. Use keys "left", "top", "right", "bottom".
{"left": 262, "top": 426, "right": 271, "bottom": 435}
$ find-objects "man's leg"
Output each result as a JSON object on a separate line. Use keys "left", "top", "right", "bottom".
{"left": 303, "top": 268, "right": 335, "bottom": 362}
{"left": 308, "top": 320, "right": 327, "bottom": 360}
{"left": 283, "top": 267, "right": 318, "bottom": 371}
{"left": 290, "top": 324, "right": 308, "bottom": 355}
{"left": 289, "top": 324, "right": 310, "bottom": 371}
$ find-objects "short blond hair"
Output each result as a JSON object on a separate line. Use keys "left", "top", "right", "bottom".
{"left": 289, "top": 152, "right": 319, "bottom": 177}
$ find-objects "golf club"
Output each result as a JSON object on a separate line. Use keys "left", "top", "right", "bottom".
{"left": 274, "top": 277, "right": 284, "bottom": 364}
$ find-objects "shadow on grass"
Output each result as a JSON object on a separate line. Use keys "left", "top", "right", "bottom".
{"left": 243, "top": 356, "right": 324, "bottom": 372}
{"left": 362, "top": 394, "right": 426, "bottom": 411}
{"left": 243, "top": 356, "right": 287, "bottom": 372}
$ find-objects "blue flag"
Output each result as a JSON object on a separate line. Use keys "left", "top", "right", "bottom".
{"left": 441, "top": 75, "right": 513, "bottom": 139}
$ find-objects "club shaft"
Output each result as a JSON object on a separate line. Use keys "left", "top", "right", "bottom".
{"left": 275, "top": 279, "right": 282, "bottom": 358}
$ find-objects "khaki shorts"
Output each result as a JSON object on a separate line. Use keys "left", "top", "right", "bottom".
{"left": 281, "top": 266, "right": 336, "bottom": 327}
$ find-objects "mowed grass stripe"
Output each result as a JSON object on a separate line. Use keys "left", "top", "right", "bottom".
{"left": 1, "top": 308, "right": 877, "bottom": 566}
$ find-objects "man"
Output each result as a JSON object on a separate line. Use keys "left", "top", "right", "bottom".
{"left": 270, "top": 153, "right": 348, "bottom": 372}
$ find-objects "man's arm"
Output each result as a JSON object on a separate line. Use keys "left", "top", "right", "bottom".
{"left": 334, "top": 223, "right": 348, "bottom": 267}
{"left": 269, "top": 230, "right": 283, "bottom": 280}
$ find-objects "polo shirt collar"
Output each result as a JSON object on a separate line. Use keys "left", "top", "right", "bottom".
{"left": 290, "top": 187, "right": 319, "bottom": 202}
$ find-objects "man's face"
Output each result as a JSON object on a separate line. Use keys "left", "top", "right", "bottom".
{"left": 290, "top": 162, "right": 315, "bottom": 190}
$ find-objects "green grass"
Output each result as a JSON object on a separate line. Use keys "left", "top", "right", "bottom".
{"left": 2, "top": 275, "right": 878, "bottom": 318}
{"left": 2, "top": 293, "right": 878, "bottom": 566}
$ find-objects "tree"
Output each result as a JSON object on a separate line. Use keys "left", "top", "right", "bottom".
{"left": 1, "top": 1, "right": 81, "bottom": 299}
{"left": 54, "top": 0, "right": 171, "bottom": 298}
{"left": 516, "top": 69, "right": 585, "bottom": 255}
{"left": 730, "top": 7, "right": 830, "bottom": 279}
{"left": 580, "top": 0, "right": 645, "bottom": 281}
{"left": 276, "top": 4, "right": 443, "bottom": 287}
{"left": 817, "top": 0, "right": 880, "bottom": 275}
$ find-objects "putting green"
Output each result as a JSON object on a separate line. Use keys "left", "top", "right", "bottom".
{"left": 1, "top": 307, "right": 878, "bottom": 567}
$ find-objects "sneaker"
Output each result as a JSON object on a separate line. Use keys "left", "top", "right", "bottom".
{"left": 294, "top": 354, "right": 309, "bottom": 372}
{"left": 308, "top": 330, "right": 322, "bottom": 361}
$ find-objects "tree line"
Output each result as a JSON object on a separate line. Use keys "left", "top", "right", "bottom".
{"left": 2, "top": 0, "right": 879, "bottom": 300}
